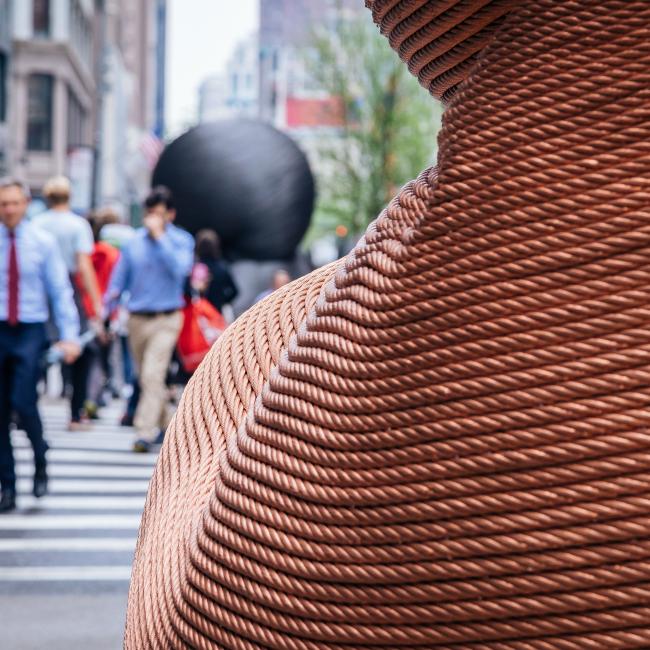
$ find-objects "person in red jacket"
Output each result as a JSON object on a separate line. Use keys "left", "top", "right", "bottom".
{"left": 81, "top": 210, "right": 121, "bottom": 414}
{"left": 82, "top": 210, "right": 121, "bottom": 314}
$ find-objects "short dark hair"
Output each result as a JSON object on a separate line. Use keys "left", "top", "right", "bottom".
{"left": 195, "top": 229, "right": 221, "bottom": 261}
{"left": 144, "top": 185, "right": 174, "bottom": 211}
{"left": 89, "top": 207, "right": 120, "bottom": 242}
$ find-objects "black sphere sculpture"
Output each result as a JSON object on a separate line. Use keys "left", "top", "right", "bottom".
{"left": 152, "top": 120, "right": 315, "bottom": 261}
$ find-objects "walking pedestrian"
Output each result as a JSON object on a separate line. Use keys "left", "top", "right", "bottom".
{"left": 191, "top": 230, "right": 238, "bottom": 312}
{"left": 84, "top": 209, "right": 121, "bottom": 416}
{"left": 254, "top": 268, "right": 291, "bottom": 303}
{"left": 32, "top": 176, "right": 104, "bottom": 430}
{"left": 106, "top": 186, "right": 193, "bottom": 453}
{"left": 95, "top": 216, "right": 137, "bottom": 397}
{"left": 0, "top": 179, "right": 80, "bottom": 512}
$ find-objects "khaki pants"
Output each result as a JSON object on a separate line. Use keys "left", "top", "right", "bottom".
{"left": 128, "top": 311, "right": 183, "bottom": 443}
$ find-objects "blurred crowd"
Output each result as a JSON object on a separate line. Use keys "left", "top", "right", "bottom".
{"left": 0, "top": 176, "right": 290, "bottom": 513}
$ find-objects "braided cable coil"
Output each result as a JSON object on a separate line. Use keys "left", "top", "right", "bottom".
{"left": 125, "top": 1, "right": 650, "bottom": 647}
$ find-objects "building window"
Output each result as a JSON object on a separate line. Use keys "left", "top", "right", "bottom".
{"left": 67, "top": 87, "right": 87, "bottom": 147}
{"left": 33, "top": 0, "right": 51, "bottom": 38}
{"left": 0, "top": 54, "right": 6, "bottom": 122}
{"left": 27, "top": 74, "right": 54, "bottom": 152}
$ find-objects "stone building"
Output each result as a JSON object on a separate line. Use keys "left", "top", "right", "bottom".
{"left": 0, "top": 0, "right": 11, "bottom": 176}
{"left": 5, "top": 0, "right": 96, "bottom": 200}
{"left": 198, "top": 33, "right": 259, "bottom": 124}
{"left": 0, "top": 0, "right": 166, "bottom": 216}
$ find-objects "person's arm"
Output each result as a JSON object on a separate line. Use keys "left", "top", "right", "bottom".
{"left": 75, "top": 221, "right": 103, "bottom": 319}
{"left": 222, "top": 267, "right": 239, "bottom": 304}
{"left": 43, "top": 239, "right": 81, "bottom": 362}
{"left": 77, "top": 252, "right": 103, "bottom": 319}
{"left": 155, "top": 232, "right": 194, "bottom": 281}
{"left": 105, "top": 250, "right": 129, "bottom": 313}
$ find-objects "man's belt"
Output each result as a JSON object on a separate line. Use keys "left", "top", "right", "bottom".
{"left": 130, "top": 309, "right": 179, "bottom": 318}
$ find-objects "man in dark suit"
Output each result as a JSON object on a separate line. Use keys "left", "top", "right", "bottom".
{"left": 0, "top": 178, "right": 81, "bottom": 512}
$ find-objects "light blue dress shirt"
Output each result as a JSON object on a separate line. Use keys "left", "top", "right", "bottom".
{"left": 106, "top": 223, "right": 194, "bottom": 313}
{"left": 0, "top": 221, "right": 80, "bottom": 342}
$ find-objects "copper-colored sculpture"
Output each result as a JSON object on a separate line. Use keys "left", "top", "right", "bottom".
{"left": 125, "top": 1, "right": 650, "bottom": 647}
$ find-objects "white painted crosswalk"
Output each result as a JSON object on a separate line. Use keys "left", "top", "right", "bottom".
{"left": 13, "top": 495, "right": 146, "bottom": 510}
{"left": 0, "top": 566, "right": 133, "bottom": 581}
{"left": 0, "top": 538, "right": 136, "bottom": 551}
{"left": 0, "top": 515, "right": 142, "bottom": 529}
{"left": 16, "top": 464, "right": 155, "bottom": 478}
{"left": 14, "top": 448, "right": 159, "bottom": 465}
{"left": 15, "top": 478, "right": 151, "bottom": 493}
{"left": 0, "top": 399, "right": 155, "bottom": 586}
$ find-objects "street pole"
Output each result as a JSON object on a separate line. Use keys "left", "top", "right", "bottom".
{"left": 91, "top": 0, "right": 106, "bottom": 209}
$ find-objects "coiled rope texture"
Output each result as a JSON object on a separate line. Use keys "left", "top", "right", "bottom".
{"left": 125, "top": 1, "right": 650, "bottom": 647}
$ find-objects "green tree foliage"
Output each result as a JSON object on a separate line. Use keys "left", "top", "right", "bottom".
{"left": 304, "top": 14, "right": 442, "bottom": 241}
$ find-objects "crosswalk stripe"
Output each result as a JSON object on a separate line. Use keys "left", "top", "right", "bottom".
{"left": 0, "top": 566, "right": 133, "bottom": 581}
{"left": 45, "top": 429, "right": 132, "bottom": 438}
{"left": 38, "top": 418, "right": 127, "bottom": 428}
{"left": 0, "top": 515, "right": 142, "bottom": 530}
{"left": 15, "top": 432, "right": 139, "bottom": 445}
{"left": 16, "top": 464, "right": 154, "bottom": 478}
{"left": 16, "top": 478, "right": 149, "bottom": 493}
{"left": 14, "top": 495, "right": 146, "bottom": 510}
{"left": 14, "top": 439, "right": 142, "bottom": 453}
{"left": 0, "top": 538, "right": 136, "bottom": 551}
{"left": 14, "top": 449, "right": 158, "bottom": 466}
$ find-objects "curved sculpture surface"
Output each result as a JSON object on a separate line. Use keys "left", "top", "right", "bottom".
{"left": 126, "top": 1, "right": 650, "bottom": 647}
{"left": 152, "top": 120, "right": 315, "bottom": 260}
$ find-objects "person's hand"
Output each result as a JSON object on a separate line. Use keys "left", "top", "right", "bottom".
{"left": 143, "top": 213, "right": 165, "bottom": 240}
{"left": 94, "top": 301, "right": 107, "bottom": 322}
{"left": 56, "top": 341, "right": 82, "bottom": 364}
{"left": 90, "top": 317, "right": 108, "bottom": 344}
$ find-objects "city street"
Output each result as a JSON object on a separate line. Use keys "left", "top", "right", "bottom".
{"left": 0, "top": 399, "right": 155, "bottom": 650}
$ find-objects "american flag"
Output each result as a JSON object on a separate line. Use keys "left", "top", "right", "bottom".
{"left": 140, "top": 131, "right": 165, "bottom": 169}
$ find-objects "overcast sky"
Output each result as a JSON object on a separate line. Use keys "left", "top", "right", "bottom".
{"left": 166, "top": 0, "right": 258, "bottom": 136}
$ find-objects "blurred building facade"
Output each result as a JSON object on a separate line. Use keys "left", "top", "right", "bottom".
{"left": 99, "top": 0, "right": 167, "bottom": 219}
{"left": 3, "top": 0, "right": 97, "bottom": 203}
{"left": 109, "top": 0, "right": 165, "bottom": 136}
{"left": 197, "top": 0, "right": 359, "bottom": 135}
{"left": 0, "top": 0, "right": 11, "bottom": 176}
{"left": 255, "top": 0, "right": 360, "bottom": 178}
{"left": 198, "top": 74, "right": 230, "bottom": 123}
{"left": 0, "top": 0, "right": 166, "bottom": 218}
{"left": 258, "top": 0, "right": 358, "bottom": 128}
{"left": 198, "top": 33, "right": 259, "bottom": 124}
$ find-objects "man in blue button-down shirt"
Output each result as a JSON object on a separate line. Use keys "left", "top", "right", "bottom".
{"left": 106, "top": 186, "right": 193, "bottom": 452}
{"left": 0, "top": 178, "right": 81, "bottom": 512}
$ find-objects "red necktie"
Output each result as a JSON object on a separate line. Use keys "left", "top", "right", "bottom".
{"left": 7, "top": 231, "right": 18, "bottom": 326}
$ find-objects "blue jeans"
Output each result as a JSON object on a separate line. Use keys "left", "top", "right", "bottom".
{"left": 0, "top": 322, "right": 49, "bottom": 491}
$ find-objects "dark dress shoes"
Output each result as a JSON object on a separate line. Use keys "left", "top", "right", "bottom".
{"left": 33, "top": 468, "right": 48, "bottom": 498}
{"left": 0, "top": 488, "right": 16, "bottom": 513}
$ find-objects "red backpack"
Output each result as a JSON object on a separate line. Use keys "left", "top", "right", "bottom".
{"left": 176, "top": 297, "right": 227, "bottom": 373}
